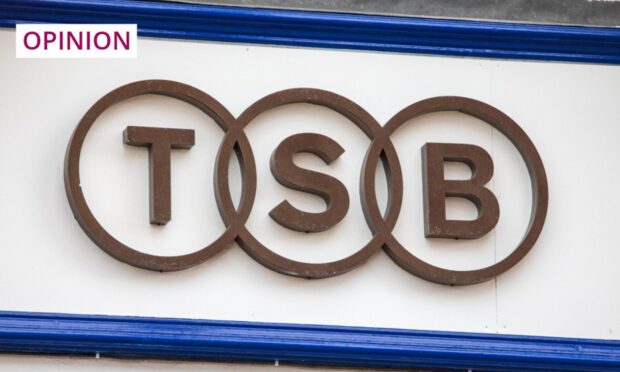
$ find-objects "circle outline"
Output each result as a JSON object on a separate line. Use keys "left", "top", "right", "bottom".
{"left": 215, "top": 88, "right": 404, "bottom": 278}
{"left": 64, "top": 80, "right": 253, "bottom": 271}
{"left": 362, "top": 96, "right": 548, "bottom": 285}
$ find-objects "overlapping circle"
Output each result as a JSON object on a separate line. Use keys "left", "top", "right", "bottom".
{"left": 65, "top": 80, "right": 548, "bottom": 285}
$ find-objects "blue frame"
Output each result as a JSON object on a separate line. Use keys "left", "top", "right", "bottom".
{"left": 1, "top": 0, "right": 620, "bottom": 369}
{"left": 1, "top": 311, "right": 620, "bottom": 371}
{"left": 1, "top": 0, "right": 620, "bottom": 64}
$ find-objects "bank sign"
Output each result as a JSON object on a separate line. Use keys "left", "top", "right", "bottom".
{"left": 65, "top": 80, "right": 547, "bottom": 286}
{"left": 4, "top": 2, "right": 620, "bottom": 368}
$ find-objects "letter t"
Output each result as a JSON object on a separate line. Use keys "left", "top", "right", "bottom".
{"left": 123, "top": 126, "right": 195, "bottom": 225}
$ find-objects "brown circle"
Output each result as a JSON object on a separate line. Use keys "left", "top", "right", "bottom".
{"left": 64, "top": 80, "right": 253, "bottom": 271}
{"left": 362, "top": 96, "right": 548, "bottom": 285}
{"left": 215, "top": 88, "right": 403, "bottom": 278}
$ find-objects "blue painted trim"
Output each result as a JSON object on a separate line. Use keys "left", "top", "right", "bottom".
{"left": 1, "top": 310, "right": 619, "bottom": 370}
{"left": 1, "top": 0, "right": 620, "bottom": 64}
{"left": 1, "top": 1, "right": 620, "bottom": 369}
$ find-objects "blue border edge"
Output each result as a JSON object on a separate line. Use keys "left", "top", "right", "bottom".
{"left": 1, "top": 0, "right": 620, "bottom": 369}
{"left": 1, "top": 310, "right": 620, "bottom": 370}
{"left": 1, "top": 0, "right": 620, "bottom": 64}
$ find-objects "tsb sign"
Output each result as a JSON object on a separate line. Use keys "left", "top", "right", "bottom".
{"left": 65, "top": 80, "right": 548, "bottom": 285}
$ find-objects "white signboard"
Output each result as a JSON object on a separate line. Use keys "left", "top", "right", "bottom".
{"left": 1, "top": 27, "right": 619, "bottom": 342}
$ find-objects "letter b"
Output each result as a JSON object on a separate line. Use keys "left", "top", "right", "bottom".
{"left": 422, "top": 143, "right": 499, "bottom": 239}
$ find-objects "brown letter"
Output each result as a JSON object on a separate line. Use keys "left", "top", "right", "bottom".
{"left": 270, "top": 133, "right": 349, "bottom": 232}
{"left": 422, "top": 143, "right": 499, "bottom": 239}
{"left": 123, "top": 126, "right": 195, "bottom": 225}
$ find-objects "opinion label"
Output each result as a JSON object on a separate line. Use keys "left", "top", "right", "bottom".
{"left": 16, "top": 24, "right": 137, "bottom": 58}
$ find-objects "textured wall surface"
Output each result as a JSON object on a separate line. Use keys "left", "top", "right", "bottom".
{"left": 156, "top": 0, "right": 620, "bottom": 27}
